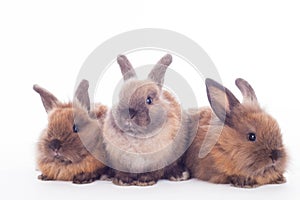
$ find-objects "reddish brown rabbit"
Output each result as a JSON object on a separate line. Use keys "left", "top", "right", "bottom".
{"left": 34, "top": 80, "right": 108, "bottom": 184}
{"left": 185, "top": 78, "right": 287, "bottom": 188}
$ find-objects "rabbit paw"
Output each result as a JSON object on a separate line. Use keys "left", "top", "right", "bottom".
{"left": 135, "top": 180, "right": 156, "bottom": 186}
{"left": 113, "top": 176, "right": 135, "bottom": 186}
{"left": 99, "top": 168, "right": 114, "bottom": 181}
{"left": 271, "top": 175, "right": 286, "bottom": 184}
{"left": 113, "top": 172, "right": 158, "bottom": 186}
{"left": 169, "top": 170, "right": 190, "bottom": 181}
{"left": 100, "top": 174, "right": 112, "bottom": 181}
{"left": 229, "top": 175, "right": 259, "bottom": 188}
{"left": 165, "top": 165, "right": 190, "bottom": 181}
{"left": 38, "top": 174, "right": 53, "bottom": 181}
{"left": 135, "top": 174, "right": 158, "bottom": 186}
{"left": 73, "top": 172, "right": 98, "bottom": 184}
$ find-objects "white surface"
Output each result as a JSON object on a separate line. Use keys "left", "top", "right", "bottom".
{"left": 1, "top": 0, "right": 300, "bottom": 199}
{"left": 0, "top": 170, "right": 299, "bottom": 200}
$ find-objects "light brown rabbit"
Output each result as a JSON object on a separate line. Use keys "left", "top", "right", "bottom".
{"left": 185, "top": 78, "right": 287, "bottom": 188}
{"left": 34, "top": 80, "right": 108, "bottom": 184}
{"left": 103, "top": 54, "right": 190, "bottom": 186}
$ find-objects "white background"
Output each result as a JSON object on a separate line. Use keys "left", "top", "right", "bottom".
{"left": 0, "top": 0, "right": 299, "bottom": 199}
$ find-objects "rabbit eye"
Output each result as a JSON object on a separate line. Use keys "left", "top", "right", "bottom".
{"left": 73, "top": 124, "right": 79, "bottom": 133}
{"left": 146, "top": 96, "right": 153, "bottom": 105}
{"left": 248, "top": 132, "right": 256, "bottom": 142}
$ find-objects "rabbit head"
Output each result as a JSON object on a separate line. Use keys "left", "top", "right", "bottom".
{"left": 34, "top": 80, "right": 102, "bottom": 166}
{"left": 111, "top": 54, "right": 174, "bottom": 136}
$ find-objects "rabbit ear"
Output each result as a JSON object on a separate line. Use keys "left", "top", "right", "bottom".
{"left": 33, "top": 84, "right": 59, "bottom": 113}
{"left": 206, "top": 78, "right": 240, "bottom": 125}
{"left": 235, "top": 78, "right": 258, "bottom": 104}
{"left": 117, "top": 55, "right": 137, "bottom": 81}
{"left": 74, "top": 79, "right": 90, "bottom": 112}
{"left": 148, "top": 54, "right": 172, "bottom": 86}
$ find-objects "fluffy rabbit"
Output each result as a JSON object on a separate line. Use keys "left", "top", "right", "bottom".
{"left": 185, "top": 78, "right": 287, "bottom": 188}
{"left": 103, "top": 54, "right": 190, "bottom": 186}
{"left": 34, "top": 80, "right": 108, "bottom": 184}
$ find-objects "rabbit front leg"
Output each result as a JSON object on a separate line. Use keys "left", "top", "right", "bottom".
{"left": 229, "top": 175, "right": 259, "bottom": 188}
{"left": 267, "top": 174, "right": 286, "bottom": 185}
{"left": 38, "top": 174, "right": 53, "bottom": 181}
{"left": 73, "top": 171, "right": 100, "bottom": 184}
{"left": 112, "top": 171, "right": 136, "bottom": 186}
{"left": 113, "top": 170, "right": 163, "bottom": 186}
{"left": 164, "top": 161, "right": 190, "bottom": 181}
{"left": 272, "top": 175, "right": 286, "bottom": 184}
{"left": 136, "top": 170, "right": 164, "bottom": 186}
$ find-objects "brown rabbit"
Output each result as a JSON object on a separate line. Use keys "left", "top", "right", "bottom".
{"left": 103, "top": 54, "right": 190, "bottom": 186}
{"left": 185, "top": 78, "right": 287, "bottom": 188}
{"left": 34, "top": 80, "right": 108, "bottom": 184}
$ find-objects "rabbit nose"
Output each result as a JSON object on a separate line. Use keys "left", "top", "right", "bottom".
{"left": 49, "top": 139, "right": 61, "bottom": 151}
{"left": 270, "top": 150, "right": 281, "bottom": 162}
{"left": 128, "top": 108, "right": 137, "bottom": 119}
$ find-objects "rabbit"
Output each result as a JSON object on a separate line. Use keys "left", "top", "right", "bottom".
{"left": 34, "top": 80, "right": 108, "bottom": 184}
{"left": 185, "top": 78, "right": 287, "bottom": 188}
{"left": 102, "top": 54, "right": 190, "bottom": 186}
